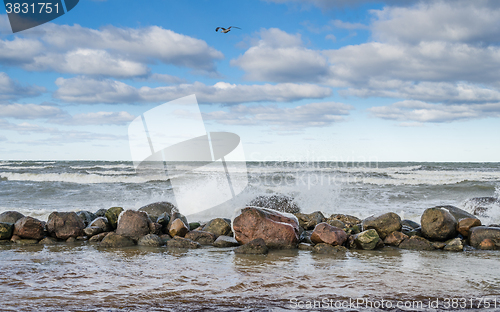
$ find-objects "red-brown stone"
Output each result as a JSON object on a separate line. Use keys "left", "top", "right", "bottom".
{"left": 310, "top": 222, "right": 347, "bottom": 246}
{"left": 13, "top": 216, "right": 44, "bottom": 240}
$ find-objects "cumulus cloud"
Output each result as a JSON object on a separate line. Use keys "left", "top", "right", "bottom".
{"left": 53, "top": 77, "right": 332, "bottom": 104}
{"left": 0, "top": 103, "right": 66, "bottom": 119}
{"left": 64, "top": 111, "right": 136, "bottom": 125}
{"left": 0, "top": 72, "right": 45, "bottom": 101}
{"left": 0, "top": 18, "right": 223, "bottom": 76}
{"left": 203, "top": 102, "right": 354, "bottom": 130}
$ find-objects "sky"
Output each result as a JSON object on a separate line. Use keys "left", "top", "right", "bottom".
{"left": 0, "top": 0, "right": 499, "bottom": 162}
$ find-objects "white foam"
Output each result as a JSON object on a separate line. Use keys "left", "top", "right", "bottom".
{"left": 0, "top": 172, "right": 160, "bottom": 184}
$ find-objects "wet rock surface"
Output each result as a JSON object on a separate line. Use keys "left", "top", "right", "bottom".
{"left": 202, "top": 218, "right": 231, "bottom": 237}
{"left": 310, "top": 223, "right": 347, "bottom": 246}
{"left": 116, "top": 210, "right": 152, "bottom": 241}
{"left": 362, "top": 212, "right": 401, "bottom": 239}
{"left": 421, "top": 207, "right": 457, "bottom": 241}
{"left": 213, "top": 235, "right": 240, "bottom": 248}
{"left": 234, "top": 238, "right": 269, "bottom": 254}
{"left": 47, "top": 212, "right": 85, "bottom": 240}
{"left": 13, "top": 217, "right": 45, "bottom": 240}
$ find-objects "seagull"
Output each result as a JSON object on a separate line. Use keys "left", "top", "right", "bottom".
{"left": 215, "top": 26, "right": 241, "bottom": 33}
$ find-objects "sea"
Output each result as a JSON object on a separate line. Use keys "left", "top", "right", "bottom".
{"left": 0, "top": 160, "right": 500, "bottom": 311}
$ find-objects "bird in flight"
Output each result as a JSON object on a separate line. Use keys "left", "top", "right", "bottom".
{"left": 215, "top": 26, "right": 241, "bottom": 33}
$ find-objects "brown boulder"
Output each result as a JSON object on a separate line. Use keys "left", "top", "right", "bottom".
{"left": 310, "top": 222, "right": 347, "bottom": 246}
{"left": 233, "top": 207, "right": 299, "bottom": 249}
{"left": 234, "top": 238, "right": 268, "bottom": 254}
{"left": 13, "top": 216, "right": 44, "bottom": 240}
{"left": 99, "top": 233, "right": 135, "bottom": 247}
{"left": 0, "top": 211, "right": 25, "bottom": 224}
{"left": 138, "top": 202, "right": 177, "bottom": 221}
{"left": 166, "top": 236, "right": 200, "bottom": 249}
{"left": 89, "top": 217, "right": 111, "bottom": 232}
{"left": 421, "top": 208, "right": 457, "bottom": 241}
{"left": 294, "top": 211, "right": 325, "bottom": 230}
{"left": 399, "top": 236, "right": 435, "bottom": 251}
{"left": 457, "top": 218, "right": 482, "bottom": 237}
{"left": 202, "top": 218, "right": 231, "bottom": 237}
{"left": 384, "top": 231, "right": 408, "bottom": 246}
{"left": 362, "top": 212, "right": 401, "bottom": 239}
{"left": 116, "top": 210, "right": 152, "bottom": 241}
{"left": 169, "top": 218, "right": 189, "bottom": 237}
{"left": 46, "top": 212, "right": 85, "bottom": 240}
{"left": 479, "top": 239, "right": 495, "bottom": 250}
{"left": 327, "top": 214, "right": 361, "bottom": 227}
{"left": 469, "top": 226, "right": 500, "bottom": 249}
{"left": 185, "top": 230, "right": 216, "bottom": 245}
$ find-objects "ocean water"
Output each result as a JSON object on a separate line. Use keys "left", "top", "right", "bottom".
{"left": 1, "top": 161, "right": 500, "bottom": 311}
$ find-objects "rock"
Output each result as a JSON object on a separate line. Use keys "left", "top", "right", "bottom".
{"left": 169, "top": 218, "right": 189, "bottom": 237}
{"left": 469, "top": 226, "right": 500, "bottom": 249}
{"left": 138, "top": 202, "right": 177, "bottom": 221}
{"left": 457, "top": 218, "right": 482, "bottom": 237}
{"left": 167, "top": 212, "right": 188, "bottom": 232}
{"left": 89, "top": 232, "right": 109, "bottom": 243}
{"left": 137, "top": 234, "right": 163, "bottom": 247}
{"left": 432, "top": 241, "right": 447, "bottom": 249}
{"left": 159, "top": 234, "right": 172, "bottom": 244}
{"left": 248, "top": 194, "right": 300, "bottom": 213}
{"left": 233, "top": 207, "right": 299, "bottom": 249}
{"left": 46, "top": 212, "right": 85, "bottom": 240}
{"left": 0, "top": 211, "right": 25, "bottom": 224}
{"left": 149, "top": 222, "right": 162, "bottom": 235}
{"left": 438, "top": 205, "right": 477, "bottom": 221}
{"left": 213, "top": 235, "right": 240, "bottom": 247}
{"left": 298, "top": 243, "right": 314, "bottom": 251}
{"left": 76, "top": 211, "right": 96, "bottom": 227}
{"left": 444, "top": 238, "right": 463, "bottom": 252}
{"left": 234, "top": 238, "right": 268, "bottom": 254}
{"left": 421, "top": 208, "right": 457, "bottom": 241}
{"left": 0, "top": 222, "right": 13, "bottom": 240}
{"left": 99, "top": 233, "right": 135, "bottom": 247}
{"left": 406, "top": 227, "right": 423, "bottom": 237}
{"left": 399, "top": 236, "right": 435, "bottom": 251}
{"left": 327, "top": 214, "right": 361, "bottom": 227}
{"left": 310, "top": 223, "right": 347, "bottom": 246}
{"left": 401, "top": 225, "right": 414, "bottom": 235}
{"left": 15, "top": 239, "right": 39, "bottom": 245}
{"left": 13, "top": 216, "right": 45, "bottom": 240}
{"left": 345, "top": 224, "right": 361, "bottom": 235}
{"left": 479, "top": 239, "right": 495, "bottom": 250}
{"left": 84, "top": 226, "right": 103, "bottom": 237}
{"left": 95, "top": 208, "right": 107, "bottom": 218}
{"left": 185, "top": 230, "right": 216, "bottom": 245}
{"left": 299, "top": 230, "right": 313, "bottom": 244}
{"left": 10, "top": 234, "right": 20, "bottom": 242}
{"left": 362, "top": 212, "right": 401, "bottom": 239}
{"left": 166, "top": 236, "right": 200, "bottom": 249}
{"left": 66, "top": 237, "right": 77, "bottom": 243}
{"left": 189, "top": 222, "right": 201, "bottom": 231}
{"left": 38, "top": 237, "right": 58, "bottom": 245}
{"left": 105, "top": 207, "right": 124, "bottom": 230}
{"left": 326, "top": 219, "right": 345, "bottom": 229}
{"left": 76, "top": 236, "right": 87, "bottom": 241}
{"left": 89, "top": 217, "right": 111, "bottom": 232}
{"left": 353, "top": 229, "right": 381, "bottom": 250}
{"left": 202, "top": 218, "right": 231, "bottom": 237}
{"left": 313, "top": 243, "right": 347, "bottom": 254}
{"left": 157, "top": 212, "right": 170, "bottom": 233}
{"left": 116, "top": 210, "right": 152, "bottom": 241}
{"left": 401, "top": 220, "right": 420, "bottom": 229}
{"left": 294, "top": 211, "right": 325, "bottom": 230}
{"left": 383, "top": 231, "right": 408, "bottom": 246}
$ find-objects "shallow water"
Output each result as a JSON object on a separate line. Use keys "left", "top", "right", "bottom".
{"left": 1, "top": 243, "right": 499, "bottom": 311}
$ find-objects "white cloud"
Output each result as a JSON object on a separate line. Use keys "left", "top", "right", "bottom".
{"left": 67, "top": 111, "right": 136, "bottom": 125}
{"left": 369, "top": 100, "right": 500, "bottom": 123}
{"left": 0, "top": 72, "right": 45, "bottom": 101}
{"left": 53, "top": 77, "right": 332, "bottom": 104}
{"left": 203, "top": 102, "right": 354, "bottom": 130}
{"left": 331, "top": 20, "right": 369, "bottom": 30}
{"left": 0, "top": 103, "right": 66, "bottom": 119}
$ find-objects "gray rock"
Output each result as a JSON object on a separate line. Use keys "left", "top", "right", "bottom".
{"left": 95, "top": 208, "right": 107, "bottom": 218}
{"left": 166, "top": 236, "right": 200, "bottom": 249}
{"left": 90, "top": 217, "right": 111, "bottom": 232}
{"left": 294, "top": 211, "right": 325, "bottom": 230}
{"left": 89, "top": 232, "right": 110, "bottom": 243}
{"left": 438, "top": 205, "right": 477, "bottom": 221}
{"left": 326, "top": 219, "right": 345, "bottom": 229}
{"left": 105, "top": 207, "right": 124, "bottom": 230}
{"left": 159, "top": 234, "right": 172, "bottom": 244}
{"left": 138, "top": 234, "right": 163, "bottom": 247}
{"left": 401, "top": 219, "right": 420, "bottom": 229}
{"left": 469, "top": 226, "right": 500, "bottom": 249}
{"left": 353, "top": 229, "right": 381, "bottom": 250}
{"left": 138, "top": 202, "right": 177, "bottom": 221}
{"left": 298, "top": 243, "right": 314, "bottom": 251}
{"left": 185, "top": 230, "right": 216, "bottom": 245}
{"left": 76, "top": 211, "right": 96, "bottom": 227}
{"left": 248, "top": 194, "right": 300, "bottom": 213}
{"left": 313, "top": 243, "right": 347, "bottom": 254}
{"left": 443, "top": 238, "right": 463, "bottom": 252}
{"left": 421, "top": 208, "right": 457, "bottom": 241}
{"left": 156, "top": 212, "right": 170, "bottom": 233}
{"left": 0, "top": 211, "right": 25, "bottom": 225}
{"left": 202, "top": 218, "right": 231, "bottom": 237}
{"left": 213, "top": 235, "right": 240, "bottom": 248}
{"left": 299, "top": 230, "right": 313, "bottom": 244}
{"left": 362, "top": 212, "right": 401, "bottom": 239}
{"left": 84, "top": 226, "right": 103, "bottom": 237}
{"left": 234, "top": 238, "right": 268, "bottom": 254}
{"left": 99, "top": 233, "right": 135, "bottom": 247}
{"left": 399, "top": 236, "right": 435, "bottom": 251}
{"left": 0, "top": 222, "right": 13, "bottom": 240}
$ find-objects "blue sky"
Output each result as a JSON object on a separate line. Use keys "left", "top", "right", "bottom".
{"left": 1, "top": 0, "right": 499, "bottom": 162}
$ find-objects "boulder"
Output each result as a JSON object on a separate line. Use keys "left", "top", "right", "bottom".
{"left": 298, "top": 243, "right": 314, "bottom": 251}
{"left": 294, "top": 211, "right": 325, "bottom": 230}
{"left": 166, "top": 236, "right": 200, "bottom": 249}
{"left": 326, "top": 219, "right": 345, "bottom": 229}
{"left": 421, "top": 208, "right": 457, "bottom": 241}
{"left": 116, "top": 210, "right": 152, "bottom": 241}
{"left": 202, "top": 218, "right": 231, "bottom": 237}
{"left": 213, "top": 235, "right": 240, "bottom": 248}
{"left": 0, "top": 211, "right": 25, "bottom": 224}
{"left": 149, "top": 222, "right": 162, "bottom": 235}
{"left": 185, "top": 230, "right": 216, "bottom": 245}
{"left": 13, "top": 216, "right": 44, "bottom": 240}
{"left": 383, "top": 231, "right": 408, "bottom": 246}
{"left": 432, "top": 241, "right": 447, "bottom": 249}
{"left": 84, "top": 226, "right": 103, "bottom": 237}
{"left": 167, "top": 212, "right": 188, "bottom": 232}
{"left": 105, "top": 207, "right": 124, "bottom": 230}
{"left": 401, "top": 220, "right": 420, "bottom": 229}
{"left": 469, "top": 226, "right": 500, "bottom": 249}
{"left": 479, "top": 239, "right": 495, "bottom": 250}
{"left": 438, "top": 205, "right": 477, "bottom": 221}
{"left": 89, "top": 217, "right": 111, "bottom": 232}
{"left": 189, "top": 222, "right": 201, "bottom": 231}
{"left": 46, "top": 212, "right": 85, "bottom": 240}
{"left": 157, "top": 212, "right": 170, "bottom": 233}
{"left": 399, "top": 236, "right": 435, "bottom": 251}
{"left": 100, "top": 233, "right": 135, "bottom": 247}
{"left": 457, "top": 218, "right": 482, "bottom": 237}
{"left": 327, "top": 214, "right": 361, "bottom": 227}
{"left": 169, "top": 218, "right": 189, "bottom": 237}
{"left": 0, "top": 222, "right": 13, "bottom": 240}
{"left": 353, "top": 229, "right": 380, "bottom": 250}
{"left": 313, "top": 243, "right": 347, "bottom": 254}
{"left": 15, "top": 239, "right": 40, "bottom": 245}
{"left": 443, "top": 238, "right": 463, "bottom": 252}
{"left": 234, "top": 238, "right": 268, "bottom": 254}
{"left": 89, "top": 232, "right": 110, "bottom": 243}
{"left": 95, "top": 208, "right": 107, "bottom": 218}
{"left": 300, "top": 230, "right": 313, "bottom": 244}
{"left": 159, "top": 234, "right": 172, "bottom": 245}
{"left": 233, "top": 207, "right": 299, "bottom": 249}
{"left": 362, "top": 212, "right": 401, "bottom": 239}
{"left": 76, "top": 211, "right": 96, "bottom": 227}
{"left": 137, "top": 234, "right": 163, "bottom": 247}
{"left": 248, "top": 194, "right": 300, "bottom": 213}
{"left": 38, "top": 237, "right": 58, "bottom": 245}
{"left": 66, "top": 237, "right": 77, "bottom": 243}
{"left": 310, "top": 223, "right": 347, "bottom": 246}
{"left": 138, "top": 202, "right": 177, "bottom": 221}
